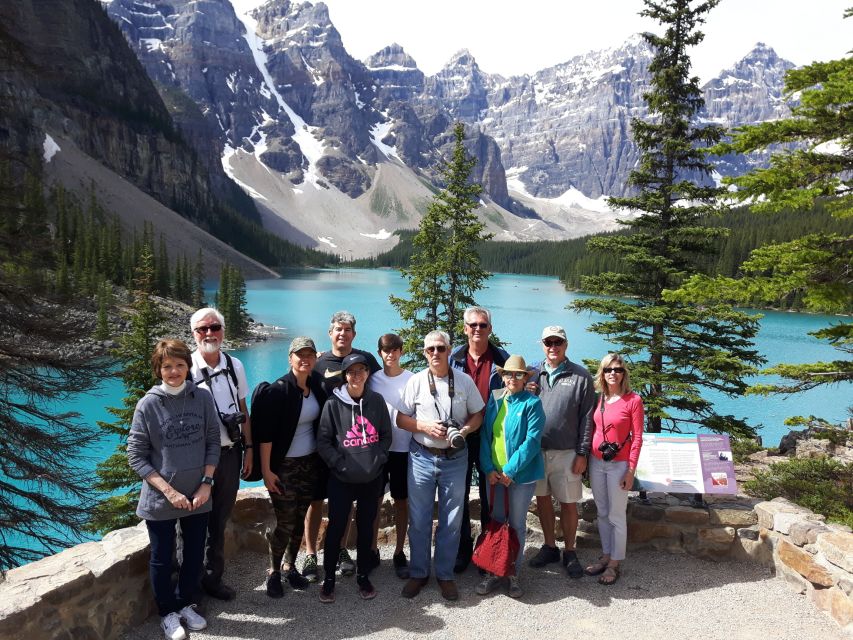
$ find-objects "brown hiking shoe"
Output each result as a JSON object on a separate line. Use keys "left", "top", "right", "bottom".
{"left": 436, "top": 578, "right": 459, "bottom": 601}
{"left": 401, "top": 577, "right": 428, "bottom": 598}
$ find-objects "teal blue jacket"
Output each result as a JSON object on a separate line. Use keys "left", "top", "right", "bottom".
{"left": 479, "top": 389, "right": 545, "bottom": 485}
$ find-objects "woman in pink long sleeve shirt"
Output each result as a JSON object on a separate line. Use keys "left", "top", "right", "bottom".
{"left": 585, "top": 353, "right": 644, "bottom": 586}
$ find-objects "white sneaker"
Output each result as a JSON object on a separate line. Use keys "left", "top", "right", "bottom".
{"left": 160, "top": 612, "right": 186, "bottom": 640}
{"left": 178, "top": 604, "right": 207, "bottom": 631}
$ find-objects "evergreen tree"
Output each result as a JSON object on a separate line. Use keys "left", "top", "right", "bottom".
{"left": 215, "top": 263, "right": 248, "bottom": 339}
{"left": 0, "top": 154, "right": 102, "bottom": 569}
{"left": 155, "top": 234, "right": 171, "bottom": 297}
{"left": 674, "top": 8, "right": 852, "bottom": 401}
{"left": 570, "top": 0, "right": 763, "bottom": 437}
{"left": 192, "top": 249, "right": 205, "bottom": 308}
{"left": 390, "top": 123, "right": 492, "bottom": 357}
{"left": 95, "top": 279, "right": 111, "bottom": 341}
{"left": 88, "top": 243, "right": 162, "bottom": 534}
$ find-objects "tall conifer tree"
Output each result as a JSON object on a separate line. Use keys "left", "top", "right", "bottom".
{"left": 674, "top": 8, "right": 852, "bottom": 407}
{"left": 391, "top": 123, "right": 492, "bottom": 356}
{"left": 88, "top": 244, "right": 162, "bottom": 533}
{"left": 571, "top": 0, "right": 762, "bottom": 436}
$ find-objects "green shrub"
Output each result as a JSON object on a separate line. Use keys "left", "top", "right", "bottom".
{"left": 743, "top": 456, "right": 853, "bottom": 528}
{"left": 731, "top": 438, "right": 764, "bottom": 463}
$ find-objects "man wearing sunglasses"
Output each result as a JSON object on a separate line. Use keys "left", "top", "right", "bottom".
{"left": 449, "top": 306, "right": 509, "bottom": 573}
{"left": 190, "top": 307, "right": 253, "bottom": 602}
{"left": 526, "top": 325, "right": 595, "bottom": 579}
{"left": 397, "top": 330, "right": 485, "bottom": 601}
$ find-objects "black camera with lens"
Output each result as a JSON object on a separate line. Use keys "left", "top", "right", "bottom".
{"left": 598, "top": 440, "right": 621, "bottom": 462}
{"left": 220, "top": 411, "right": 247, "bottom": 443}
{"left": 441, "top": 418, "right": 466, "bottom": 450}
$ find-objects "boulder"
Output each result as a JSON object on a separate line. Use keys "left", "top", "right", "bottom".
{"left": 777, "top": 539, "right": 834, "bottom": 587}
{"left": 664, "top": 506, "right": 710, "bottom": 525}
{"left": 816, "top": 531, "right": 853, "bottom": 573}
{"left": 708, "top": 504, "right": 758, "bottom": 527}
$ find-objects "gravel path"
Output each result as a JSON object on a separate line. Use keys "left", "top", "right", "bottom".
{"left": 122, "top": 546, "right": 844, "bottom": 640}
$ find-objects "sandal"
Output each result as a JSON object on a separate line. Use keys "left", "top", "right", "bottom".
{"left": 598, "top": 564, "right": 620, "bottom": 586}
{"left": 584, "top": 558, "right": 609, "bottom": 576}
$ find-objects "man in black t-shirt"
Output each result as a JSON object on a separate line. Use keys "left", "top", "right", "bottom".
{"left": 313, "top": 310, "right": 381, "bottom": 395}
{"left": 302, "top": 311, "right": 381, "bottom": 582}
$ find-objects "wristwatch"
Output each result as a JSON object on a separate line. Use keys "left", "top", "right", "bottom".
{"left": 201, "top": 475, "right": 215, "bottom": 486}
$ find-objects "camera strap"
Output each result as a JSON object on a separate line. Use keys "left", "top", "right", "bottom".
{"left": 427, "top": 369, "right": 454, "bottom": 423}
{"left": 600, "top": 394, "right": 632, "bottom": 448}
{"left": 199, "top": 362, "right": 239, "bottom": 421}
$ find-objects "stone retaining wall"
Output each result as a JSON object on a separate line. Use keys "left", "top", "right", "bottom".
{"left": 1, "top": 488, "right": 850, "bottom": 638}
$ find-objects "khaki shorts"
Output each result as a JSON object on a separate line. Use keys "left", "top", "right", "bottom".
{"left": 535, "top": 449, "right": 583, "bottom": 503}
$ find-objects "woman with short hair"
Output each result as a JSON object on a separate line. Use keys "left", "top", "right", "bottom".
{"left": 127, "top": 339, "right": 220, "bottom": 640}
{"left": 585, "top": 353, "right": 644, "bottom": 586}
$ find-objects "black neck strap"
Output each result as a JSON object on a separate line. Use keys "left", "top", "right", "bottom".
{"left": 427, "top": 369, "right": 454, "bottom": 422}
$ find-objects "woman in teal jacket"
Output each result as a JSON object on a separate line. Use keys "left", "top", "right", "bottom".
{"left": 476, "top": 354, "right": 545, "bottom": 599}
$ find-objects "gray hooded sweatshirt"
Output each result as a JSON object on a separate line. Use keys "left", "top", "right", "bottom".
{"left": 127, "top": 381, "right": 221, "bottom": 521}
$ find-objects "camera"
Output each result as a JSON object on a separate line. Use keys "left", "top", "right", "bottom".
{"left": 220, "top": 411, "right": 246, "bottom": 443}
{"left": 598, "top": 440, "right": 621, "bottom": 462}
{"left": 441, "top": 418, "right": 466, "bottom": 450}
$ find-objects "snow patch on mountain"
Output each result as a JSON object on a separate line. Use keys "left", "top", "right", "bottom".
{"left": 230, "top": 0, "right": 326, "bottom": 188}
{"left": 360, "top": 228, "right": 393, "bottom": 240}
{"left": 43, "top": 134, "right": 60, "bottom": 163}
{"left": 370, "top": 118, "right": 401, "bottom": 162}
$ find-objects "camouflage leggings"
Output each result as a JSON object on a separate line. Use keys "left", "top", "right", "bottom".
{"left": 267, "top": 452, "right": 322, "bottom": 570}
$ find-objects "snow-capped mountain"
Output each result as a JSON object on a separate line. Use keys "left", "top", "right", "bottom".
{"left": 97, "top": 0, "right": 798, "bottom": 256}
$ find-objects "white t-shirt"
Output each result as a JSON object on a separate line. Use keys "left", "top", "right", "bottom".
{"left": 399, "top": 368, "right": 485, "bottom": 449}
{"left": 369, "top": 369, "right": 415, "bottom": 453}
{"left": 191, "top": 350, "right": 249, "bottom": 447}
{"left": 286, "top": 391, "right": 320, "bottom": 457}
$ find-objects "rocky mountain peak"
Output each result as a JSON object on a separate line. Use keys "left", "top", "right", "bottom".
{"left": 445, "top": 48, "right": 479, "bottom": 70}
{"left": 364, "top": 43, "right": 418, "bottom": 70}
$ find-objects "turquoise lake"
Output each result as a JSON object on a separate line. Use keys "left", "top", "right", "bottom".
{"left": 75, "top": 267, "right": 848, "bottom": 459}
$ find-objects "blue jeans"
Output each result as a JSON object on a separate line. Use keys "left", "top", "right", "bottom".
{"left": 490, "top": 481, "right": 537, "bottom": 574}
{"left": 146, "top": 511, "right": 209, "bottom": 617}
{"left": 407, "top": 440, "right": 468, "bottom": 580}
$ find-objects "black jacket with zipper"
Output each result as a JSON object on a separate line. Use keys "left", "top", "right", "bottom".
{"left": 252, "top": 370, "right": 328, "bottom": 471}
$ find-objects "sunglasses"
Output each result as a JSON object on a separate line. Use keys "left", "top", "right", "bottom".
{"left": 194, "top": 324, "right": 222, "bottom": 334}
{"left": 425, "top": 345, "right": 448, "bottom": 354}
{"left": 543, "top": 339, "right": 565, "bottom": 347}
{"left": 502, "top": 371, "right": 526, "bottom": 380}
{"left": 603, "top": 367, "right": 625, "bottom": 374}
{"left": 345, "top": 367, "right": 369, "bottom": 376}
{"left": 467, "top": 322, "right": 489, "bottom": 329}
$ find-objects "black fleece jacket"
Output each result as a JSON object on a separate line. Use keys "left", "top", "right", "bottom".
{"left": 252, "top": 371, "right": 328, "bottom": 470}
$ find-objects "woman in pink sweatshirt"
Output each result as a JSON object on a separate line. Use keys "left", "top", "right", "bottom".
{"left": 585, "top": 353, "right": 644, "bottom": 586}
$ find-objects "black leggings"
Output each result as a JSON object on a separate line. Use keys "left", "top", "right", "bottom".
{"left": 323, "top": 474, "right": 384, "bottom": 578}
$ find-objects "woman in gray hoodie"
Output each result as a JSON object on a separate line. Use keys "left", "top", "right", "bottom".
{"left": 316, "top": 353, "right": 392, "bottom": 603}
{"left": 127, "top": 340, "right": 221, "bottom": 640}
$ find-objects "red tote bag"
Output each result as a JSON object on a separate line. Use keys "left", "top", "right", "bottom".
{"left": 471, "top": 485, "right": 520, "bottom": 577}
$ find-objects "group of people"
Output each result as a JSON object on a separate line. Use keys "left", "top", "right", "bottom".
{"left": 128, "top": 306, "right": 645, "bottom": 640}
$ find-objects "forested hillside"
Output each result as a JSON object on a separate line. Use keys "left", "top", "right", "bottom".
{"left": 353, "top": 202, "right": 853, "bottom": 311}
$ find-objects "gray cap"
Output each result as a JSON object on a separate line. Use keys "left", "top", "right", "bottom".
{"left": 289, "top": 336, "right": 316, "bottom": 355}
{"left": 541, "top": 325, "right": 567, "bottom": 341}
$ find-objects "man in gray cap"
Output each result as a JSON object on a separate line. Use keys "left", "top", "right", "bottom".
{"left": 526, "top": 325, "right": 595, "bottom": 579}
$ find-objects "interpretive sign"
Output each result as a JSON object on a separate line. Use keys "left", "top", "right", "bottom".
{"left": 634, "top": 433, "right": 737, "bottom": 494}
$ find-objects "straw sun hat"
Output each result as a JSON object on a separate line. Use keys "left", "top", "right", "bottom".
{"left": 496, "top": 354, "right": 532, "bottom": 380}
